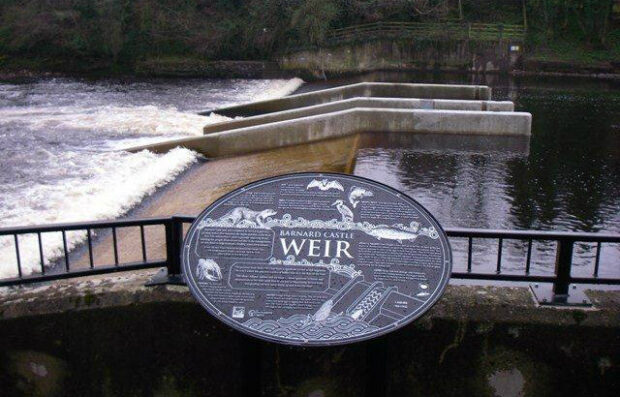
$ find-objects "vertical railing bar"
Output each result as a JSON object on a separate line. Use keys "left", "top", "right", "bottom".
{"left": 37, "top": 232, "right": 45, "bottom": 275}
{"left": 112, "top": 227, "right": 119, "bottom": 266}
{"left": 593, "top": 242, "right": 601, "bottom": 277}
{"left": 13, "top": 234, "right": 23, "bottom": 278}
{"left": 87, "top": 228, "right": 94, "bottom": 269}
{"left": 525, "top": 239, "right": 532, "bottom": 275}
{"left": 496, "top": 238, "right": 503, "bottom": 273}
{"left": 62, "top": 230, "right": 70, "bottom": 272}
{"left": 140, "top": 225, "right": 147, "bottom": 263}
{"left": 165, "top": 218, "right": 183, "bottom": 276}
{"left": 467, "top": 237, "right": 473, "bottom": 272}
{"left": 553, "top": 238, "right": 573, "bottom": 297}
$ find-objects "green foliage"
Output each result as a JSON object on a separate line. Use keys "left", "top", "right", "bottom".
{"left": 527, "top": 0, "right": 615, "bottom": 46}
{"left": 291, "top": 0, "right": 338, "bottom": 45}
{"left": 0, "top": 0, "right": 617, "bottom": 71}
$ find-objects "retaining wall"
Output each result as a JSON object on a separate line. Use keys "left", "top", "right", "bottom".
{"left": 0, "top": 271, "right": 617, "bottom": 397}
{"left": 278, "top": 39, "right": 523, "bottom": 77}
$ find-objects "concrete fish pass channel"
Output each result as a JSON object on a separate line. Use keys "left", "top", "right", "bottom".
{"left": 127, "top": 82, "right": 532, "bottom": 157}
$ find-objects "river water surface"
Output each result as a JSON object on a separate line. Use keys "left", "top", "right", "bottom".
{"left": 302, "top": 73, "right": 620, "bottom": 278}
{"left": 0, "top": 73, "right": 618, "bottom": 279}
{"left": 0, "top": 77, "right": 303, "bottom": 276}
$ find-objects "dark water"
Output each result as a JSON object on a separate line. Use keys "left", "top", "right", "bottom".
{"left": 302, "top": 73, "right": 620, "bottom": 277}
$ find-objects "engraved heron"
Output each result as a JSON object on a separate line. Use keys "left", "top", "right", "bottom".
{"left": 332, "top": 199, "right": 354, "bottom": 222}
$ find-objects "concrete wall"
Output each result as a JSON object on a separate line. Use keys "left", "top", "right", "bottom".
{"left": 129, "top": 109, "right": 531, "bottom": 157}
{"left": 279, "top": 39, "right": 523, "bottom": 77}
{"left": 203, "top": 98, "right": 514, "bottom": 134}
{"left": 203, "top": 82, "right": 492, "bottom": 117}
{"left": 0, "top": 271, "right": 617, "bottom": 397}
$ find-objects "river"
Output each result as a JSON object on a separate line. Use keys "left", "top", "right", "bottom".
{"left": 0, "top": 77, "right": 304, "bottom": 276}
{"left": 0, "top": 73, "right": 618, "bottom": 279}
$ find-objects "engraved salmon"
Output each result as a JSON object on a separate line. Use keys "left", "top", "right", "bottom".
{"left": 313, "top": 299, "right": 334, "bottom": 322}
{"left": 367, "top": 226, "right": 418, "bottom": 242}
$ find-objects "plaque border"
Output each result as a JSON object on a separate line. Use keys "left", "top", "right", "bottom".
{"left": 182, "top": 172, "right": 453, "bottom": 346}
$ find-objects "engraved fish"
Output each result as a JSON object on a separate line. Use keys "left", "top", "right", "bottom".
{"left": 313, "top": 299, "right": 334, "bottom": 322}
{"left": 416, "top": 283, "right": 430, "bottom": 297}
{"left": 348, "top": 186, "right": 373, "bottom": 208}
{"left": 350, "top": 309, "right": 364, "bottom": 320}
{"left": 367, "top": 226, "right": 418, "bottom": 243}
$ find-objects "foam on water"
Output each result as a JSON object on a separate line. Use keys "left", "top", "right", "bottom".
{"left": 0, "top": 77, "right": 304, "bottom": 277}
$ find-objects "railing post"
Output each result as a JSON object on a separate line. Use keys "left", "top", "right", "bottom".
{"left": 165, "top": 217, "right": 183, "bottom": 276}
{"left": 530, "top": 236, "right": 590, "bottom": 306}
{"left": 553, "top": 238, "right": 573, "bottom": 299}
{"left": 146, "top": 216, "right": 185, "bottom": 286}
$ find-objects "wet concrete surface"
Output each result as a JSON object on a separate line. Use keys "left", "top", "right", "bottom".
{"left": 67, "top": 135, "right": 360, "bottom": 271}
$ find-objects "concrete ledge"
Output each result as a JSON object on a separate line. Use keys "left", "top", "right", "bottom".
{"left": 202, "top": 82, "right": 492, "bottom": 116}
{"left": 0, "top": 270, "right": 617, "bottom": 396}
{"left": 203, "top": 98, "right": 514, "bottom": 135}
{"left": 128, "top": 108, "right": 532, "bottom": 157}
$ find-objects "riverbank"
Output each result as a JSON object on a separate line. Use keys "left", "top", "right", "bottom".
{"left": 2, "top": 57, "right": 620, "bottom": 82}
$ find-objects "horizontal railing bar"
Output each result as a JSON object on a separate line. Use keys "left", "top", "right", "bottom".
{"left": 0, "top": 217, "right": 171, "bottom": 235}
{"left": 570, "top": 276, "right": 620, "bottom": 285}
{"left": 452, "top": 272, "right": 556, "bottom": 283}
{"left": 452, "top": 273, "right": 620, "bottom": 285}
{"left": 0, "top": 261, "right": 168, "bottom": 287}
{"left": 444, "top": 228, "right": 620, "bottom": 242}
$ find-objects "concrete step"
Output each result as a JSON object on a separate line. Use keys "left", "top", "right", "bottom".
{"left": 203, "top": 97, "right": 514, "bottom": 135}
{"left": 201, "top": 82, "right": 492, "bottom": 117}
{"left": 128, "top": 108, "right": 531, "bottom": 157}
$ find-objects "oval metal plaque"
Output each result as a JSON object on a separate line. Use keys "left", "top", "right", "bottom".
{"left": 183, "top": 173, "right": 452, "bottom": 345}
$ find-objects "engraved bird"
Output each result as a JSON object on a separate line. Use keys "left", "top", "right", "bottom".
{"left": 348, "top": 186, "right": 374, "bottom": 208}
{"left": 307, "top": 179, "right": 345, "bottom": 191}
{"left": 332, "top": 199, "right": 354, "bottom": 222}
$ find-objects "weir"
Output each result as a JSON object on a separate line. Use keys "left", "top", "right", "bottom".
{"left": 202, "top": 97, "right": 515, "bottom": 134}
{"left": 198, "top": 82, "right": 492, "bottom": 116}
{"left": 128, "top": 108, "right": 531, "bottom": 157}
{"left": 127, "top": 83, "right": 531, "bottom": 157}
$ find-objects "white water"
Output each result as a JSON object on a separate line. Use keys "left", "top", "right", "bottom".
{"left": 0, "top": 77, "right": 304, "bottom": 277}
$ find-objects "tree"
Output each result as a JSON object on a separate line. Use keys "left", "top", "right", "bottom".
{"left": 291, "top": 0, "right": 339, "bottom": 46}
{"left": 566, "top": 0, "right": 614, "bottom": 46}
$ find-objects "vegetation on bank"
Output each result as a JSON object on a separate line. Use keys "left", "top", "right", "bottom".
{"left": 0, "top": 0, "right": 618, "bottom": 74}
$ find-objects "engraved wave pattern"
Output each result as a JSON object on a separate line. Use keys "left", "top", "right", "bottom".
{"left": 243, "top": 313, "right": 379, "bottom": 341}
{"left": 198, "top": 213, "right": 440, "bottom": 240}
{"left": 268, "top": 256, "right": 362, "bottom": 278}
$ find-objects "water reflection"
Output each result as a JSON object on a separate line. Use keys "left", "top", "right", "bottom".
{"left": 345, "top": 74, "right": 619, "bottom": 277}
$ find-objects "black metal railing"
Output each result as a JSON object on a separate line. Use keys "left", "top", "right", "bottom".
{"left": 1, "top": 216, "right": 618, "bottom": 303}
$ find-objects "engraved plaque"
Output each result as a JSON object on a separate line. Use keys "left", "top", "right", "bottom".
{"left": 182, "top": 173, "right": 452, "bottom": 345}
